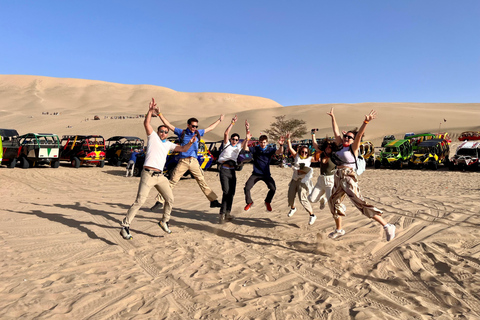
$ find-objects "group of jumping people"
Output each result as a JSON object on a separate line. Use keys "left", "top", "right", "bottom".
{"left": 120, "top": 98, "right": 396, "bottom": 242}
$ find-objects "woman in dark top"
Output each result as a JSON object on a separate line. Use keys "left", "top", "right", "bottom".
{"left": 308, "top": 136, "right": 337, "bottom": 211}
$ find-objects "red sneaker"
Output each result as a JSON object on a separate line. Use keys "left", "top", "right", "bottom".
{"left": 265, "top": 202, "right": 272, "bottom": 212}
{"left": 244, "top": 202, "right": 253, "bottom": 211}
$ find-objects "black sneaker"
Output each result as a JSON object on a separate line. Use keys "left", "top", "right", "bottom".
{"left": 158, "top": 220, "right": 172, "bottom": 234}
{"left": 150, "top": 201, "right": 163, "bottom": 211}
{"left": 120, "top": 227, "right": 133, "bottom": 240}
{"left": 210, "top": 200, "right": 222, "bottom": 208}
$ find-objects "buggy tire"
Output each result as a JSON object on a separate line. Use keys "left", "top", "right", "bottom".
{"left": 98, "top": 160, "right": 105, "bottom": 168}
{"left": 431, "top": 162, "right": 438, "bottom": 170}
{"left": 8, "top": 159, "right": 17, "bottom": 168}
{"left": 374, "top": 160, "right": 381, "bottom": 169}
{"left": 21, "top": 157, "right": 29, "bottom": 169}
{"left": 51, "top": 160, "right": 60, "bottom": 168}
{"left": 72, "top": 157, "right": 80, "bottom": 168}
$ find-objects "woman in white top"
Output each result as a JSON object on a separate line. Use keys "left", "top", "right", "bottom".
{"left": 327, "top": 107, "right": 396, "bottom": 241}
{"left": 285, "top": 133, "right": 316, "bottom": 225}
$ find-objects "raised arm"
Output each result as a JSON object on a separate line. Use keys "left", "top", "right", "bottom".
{"left": 275, "top": 136, "right": 285, "bottom": 155}
{"left": 285, "top": 133, "right": 296, "bottom": 156}
{"left": 156, "top": 100, "right": 175, "bottom": 131}
{"left": 351, "top": 110, "right": 377, "bottom": 154}
{"left": 311, "top": 130, "right": 319, "bottom": 151}
{"left": 327, "top": 107, "right": 342, "bottom": 146}
{"left": 205, "top": 114, "right": 225, "bottom": 133}
{"left": 242, "top": 131, "right": 252, "bottom": 150}
{"left": 223, "top": 115, "right": 237, "bottom": 144}
{"left": 173, "top": 136, "right": 195, "bottom": 153}
{"left": 243, "top": 120, "right": 251, "bottom": 150}
{"left": 144, "top": 98, "right": 157, "bottom": 136}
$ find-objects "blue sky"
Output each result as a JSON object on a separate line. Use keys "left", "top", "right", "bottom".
{"left": 1, "top": 1, "right": 479, "bottom": 106}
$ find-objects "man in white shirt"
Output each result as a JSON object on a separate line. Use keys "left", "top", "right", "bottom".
{"left": 217, "top": 116, "right": 251, "bottom": 222}
{"left": 120, "top": 98, "right": 195, "bottom": 240}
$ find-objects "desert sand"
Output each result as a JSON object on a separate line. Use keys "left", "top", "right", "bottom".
{"left": 1, "top": 75, "right": 480, "bottom": 319}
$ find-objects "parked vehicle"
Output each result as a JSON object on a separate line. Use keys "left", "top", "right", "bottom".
{"left": 381, "top": 135, "right": 396, "bottom": 147}
{"left": 409, "top": 139, "right": 450, "bottom": 170}
{"left": 404, "top": 132, "right": 415, "bottom": 139}
{"left": 375, "top": 139, "right": 413, "bottom": 169}
{"left": 449, "top": 141, "right": 480, "bottom": 171}
{"left": 407, "top": 133, "right": 436, "bottom": 151}
{"left": 458, "top": 131, "right": 480, "bottom": 141}
{"left": 18, "top": 133, "right": 61, "bottom": 168}
{"left": 359, "top": 141, "right": 375, "bottom": 166}
{"left": 0, "top": 129, "right": 21, "bottom": 168}
{"left": 60, "top": 135, "right": 106, "bottom": 168}
{"left": 105, "top": 136, "right": 144, "bottom": 166}
{"left": 434, "top": 132, "right": 452, "bottom": 144}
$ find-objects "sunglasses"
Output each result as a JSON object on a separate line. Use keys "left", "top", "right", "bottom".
{"left": 231, "top": 138, "right": 239, "bottom": 141}
{"left": 343, "top": 135, "right": 354, "bottom": 140}
{"left": 191, "top": 125, "right": 199, "bottom": 128}
{"left": 159, "top": 130, "right": 169, "bottom": 134}
{"left": 300, "top": 151, "right": 309, "bottom": 154}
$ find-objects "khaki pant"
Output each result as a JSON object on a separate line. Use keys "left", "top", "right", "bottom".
{"left": 122, "top": 169, "right": 174, "bottom": 227}
{"left": 328, "top": 168, "right": 382, "bottom": 219}
{"left": 156, "top": 157, "right": 217, "bottom": 202}
{"left": 288, "top": 179, "right": 313, "bottom": 214}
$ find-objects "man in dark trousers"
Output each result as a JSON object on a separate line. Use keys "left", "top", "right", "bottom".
{"left": 243, "top": 121, "right": 285, "bottom": 212}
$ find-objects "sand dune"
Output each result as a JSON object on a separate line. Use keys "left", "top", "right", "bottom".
{"left": 1, "top": 75, "right": 479, "bottom": 145}
{"left": 1, "top": 75, "right": 480, "bottom": 319}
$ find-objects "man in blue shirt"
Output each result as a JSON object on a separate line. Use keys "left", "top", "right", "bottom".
{"left": 153, "top": 110, "right": 224, "bottom": 208}
{"left": 243, "top": 125, "right": 285, "bottom": 212}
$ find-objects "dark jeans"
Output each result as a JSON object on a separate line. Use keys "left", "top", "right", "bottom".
{"left": 219, "top": 167, "right": 236, "bottom": 214}
{"left": 244, "top": 174, "right": 276, "bottom": 204}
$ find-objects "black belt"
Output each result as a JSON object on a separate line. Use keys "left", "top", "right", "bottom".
{"left": 144, "top": 168, "right": 163, "bottom": 176}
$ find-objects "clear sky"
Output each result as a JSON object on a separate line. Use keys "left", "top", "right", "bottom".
{"left": 1, "top": 1, "right": 479, "bottom": 106}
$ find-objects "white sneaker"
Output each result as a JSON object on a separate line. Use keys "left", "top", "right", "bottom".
{"left": 308, "top": 214, "right": 317, "bottom": 225}
{"left": 328, "top": 229, "right": 345, "bottom": 239}
{"left": 287, "top": 207, "right": 297, "bottom": 217}
{"left": 384, "top": 224, "right": 396, "bottom": 241}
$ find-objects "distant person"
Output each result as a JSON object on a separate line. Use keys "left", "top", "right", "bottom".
{"left": 150, "top": 105, "right": 224, "bottom": 210}
{"left": 308, "top": 132, "right": 337, "bottom": 211}
{"left": 125, "top": 149, "right": 142, "bottom": 177}
{"left": 217, "top": 116, "right": 251, "bottom": 223}
{"left": 285, "top": 133, "right": 316, "bottom": 225}
{"left": 326, "top": 107, "right": 396, "bottom": 241}
{"left": 243, "top": 122, "right": 285, "bottom": 212}
{"left": 120, "top": 98, "right": 195, "bottom": 240}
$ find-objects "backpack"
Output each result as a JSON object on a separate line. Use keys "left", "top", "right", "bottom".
{"left": 219, "top": 142, "right": 252, "bottom": 171}
{"left": 331, "top": 145, "right": 366, "bottom": 175}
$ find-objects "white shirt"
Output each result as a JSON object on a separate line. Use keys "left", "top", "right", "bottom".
{"left": 218, "top": 142, "right": 241, "bottom": 163}
{"left": 144, "top": 132, "right": 177, "bottom": 171}
{"left": 292, "top": 155, "right": 313, "bottom": 183}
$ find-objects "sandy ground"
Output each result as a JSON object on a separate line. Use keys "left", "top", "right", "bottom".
{"left": 1, "top": 162, "right": 479, "bottom": 319}
{"left": 1, "top": 75, "right": 480, "bottom": 319}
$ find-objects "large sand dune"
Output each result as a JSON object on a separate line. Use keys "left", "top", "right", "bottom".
{"left": 1, "top": 75, "right": 479, "bottom": 145}
{"left": 1, "top": 75, "right": 479, "bottom": 319}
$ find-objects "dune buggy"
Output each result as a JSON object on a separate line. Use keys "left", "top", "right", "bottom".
{"left": 0, "top": 129, "right": 21, "bottom": 168}
{"left": 105, "top": 136, "right": 144, "bottom": 166}
{"left": 18, "top": 133, "right": 61, "bottom": 168}
{"left": 59, "top": 135, "right": 106, "bottom": 168}
{"left": 409, "top": 139, "right": 450, "bottom": 170}
{"left": 449, "top": 141, "right": 480, "bottom": 171}
{"left": 375, "top": 139, "right": 413, "bottom": 169}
